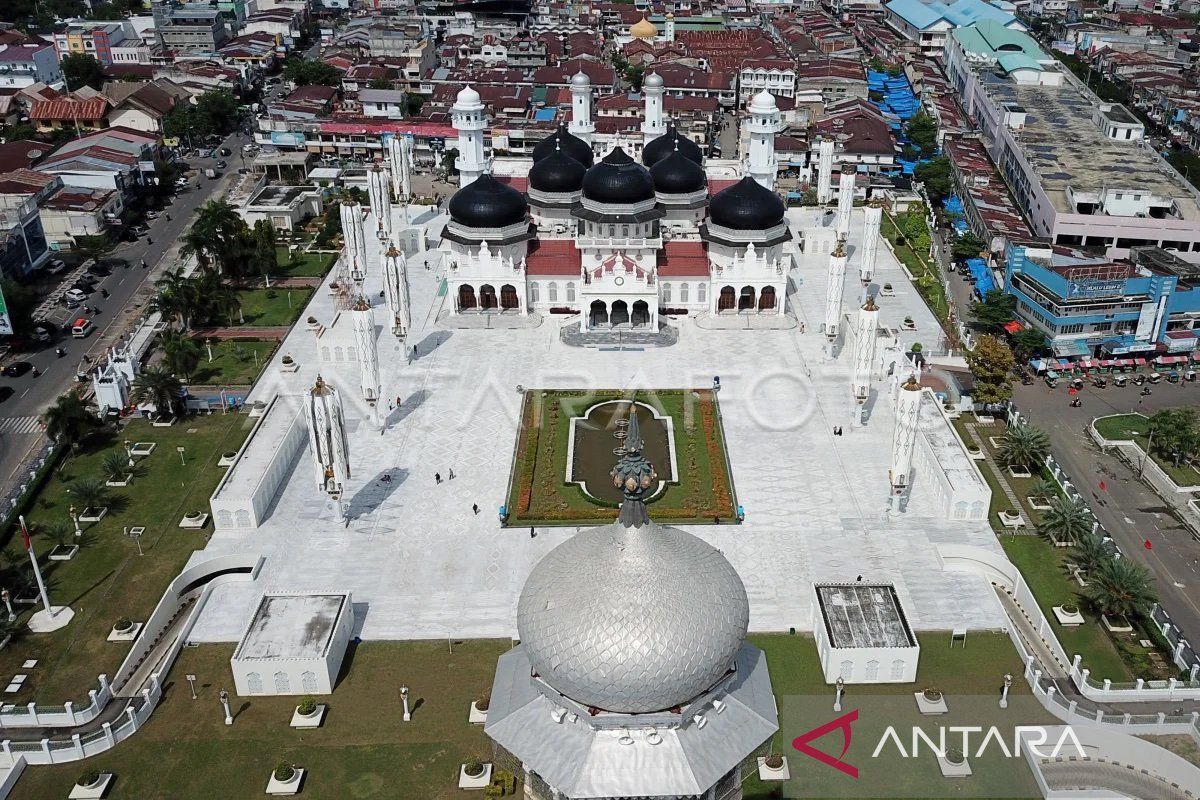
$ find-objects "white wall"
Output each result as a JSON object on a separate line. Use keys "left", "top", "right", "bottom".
{"left": 210, "top": 396, "right": 307, "bottom": 531}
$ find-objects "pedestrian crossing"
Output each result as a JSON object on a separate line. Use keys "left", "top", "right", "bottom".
{"left": 0, "top": 416, "right": 42, "bottom": 436}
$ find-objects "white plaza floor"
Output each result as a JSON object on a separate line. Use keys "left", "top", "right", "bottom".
{"left": 188, "top": 204, "right": 1007, "bottom": 644}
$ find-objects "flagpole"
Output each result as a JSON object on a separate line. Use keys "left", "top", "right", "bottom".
{"left": 19, "top": 516, "right": 52, "bottom": 616}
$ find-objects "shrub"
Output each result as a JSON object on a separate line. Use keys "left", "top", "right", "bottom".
{"left": 273, "top": 762, "right": 295, "bottom": 782}
{"left": 910, "top": 342, "right": 923, "bottom": 353}
{"left": 265, "top": 289, "right": 278, "bottom": 299}
{"left": 464, "top": 758, "right": 485, "bottom": 778}
{"left": 77, "top": 770, "right": 101, "bottom": 787}
{"left": 475, "top": 690, "right": 491, "bottom": 712}
{"left": 297, "top": 696, "right": 317, "bottom": 715}
{"left": 922, "top": 687, "right": 942, "bottom": 702}
{"left": 114, "top": 617, "right": 133, "bottom": 631}
{"left": 1060, "top": 603, "right": 1079, "bottom": 615}
{"left": 764, "top": 752, "right": 784, "bottom": 769}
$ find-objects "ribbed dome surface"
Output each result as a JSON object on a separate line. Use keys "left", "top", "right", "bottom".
{"left": 529, "top": 149, "right": 586, "bottom": 193}
{"left": 517, "top": 520, "right": 749, "bottom": 713}
{"left": 582, "top": 146, "right": 655, "bottom": 205}
{"left": 651, "top": 149, "right": 706, "bottom": 195}
{"left": 447, "top": 174, "right": 528, "bottom": 228}
{"left": 643, "top": 128, "right": 703, "bottom": 168}
{"left": 532, "top": 127, "right": 594, "bottom": 167}
{"left": 709, "top": 177, "right": 785, "bottom": 230}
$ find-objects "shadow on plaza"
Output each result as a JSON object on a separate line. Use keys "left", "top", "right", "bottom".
{"left": 412, "top": 330, "right": 452, "bottom": 360}
{"left": 344, "top": 467, "right": 409, "bottom": 522}
{"left": 383, "top": 389, "right": 428, "bottom": 433}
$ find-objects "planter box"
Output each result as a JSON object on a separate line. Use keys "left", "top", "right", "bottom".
{"left": 1053, "top": 606, "right": 1085, "bottom": 627}
{"left": 1027, "top": 495, "right": 1054, "bottom": 511}
{"left": 936, "top": 753, "right": 972, "bottom": 777}
{"left": 469, "top": 701, "right": 487, "bottom": 724}
{"left": 988, "top": 436, "right": 1005, "bottom": 450}
{"left": 279, "top": 361, "right": 300, "bottom": 374}
{"left": 179, "top": 513, "right": 209, "bottom": 529}
{"left": 1007, "top": 465, "right": 1032, "bottom": 479}
{"left": 457, "top": 763, "right": 492, "bottom": 791}
{"left": 48, "top": 544, "right": 79, "bottom": 561}
{"left": 266, "top": 768, "right": 304, "bottom": 795}
{"left": 997, "top": 510, "right": 1024, "bottom": 529}
{"left": 107, "top": 622, "right": 142, "bottom": 642}
{"left": 756, "top": 756, "right": 791, "bottom": 782}
{"left": 1102, "top": 614, "right": 1133, "bottom": 633}
{"left": 966, "top": 447, "right": 985, "bottom": 461}
{"left": 290, "top": 704, "right": 326, "bottom": 728}
{"left": 69, "top": 774, "right": 114, "bottom": 799}
{"left": 974, "top": 414, "right": 995, "bottom": 424}
{"left": 130, "top": 442, "right": 156, "bottom": 456}
{"left": 880, "top": 286, "right": 895, "bottom": 297}
{"left": 902, "top": 321, "right": 917, "bottom": 331}
{"left": 218, "top": 453, "right": 238, "bottom": 467}
{"left": 914, "top": 692, "right": 948, "bottom": 715}
{"left": 79, "top": 507, "right": 107, "bottom": 523}
{"left": 151, "top": 417, "right": 175, "bottom": 428}
{"left": 105, "top": 475, "right": 133, "bottom": 487}
{"left": 1072, "top": 568, "right": 1089, "bottom": 588}
{"left": 249, "top": 402, "right": 268, "bottom": 418}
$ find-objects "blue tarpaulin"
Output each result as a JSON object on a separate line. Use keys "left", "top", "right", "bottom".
{"left": 967, "top": 257, "right": 995, "bottom": 295}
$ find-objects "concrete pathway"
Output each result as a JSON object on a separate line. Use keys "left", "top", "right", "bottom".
{"left": 963, "top": 420, "right": 1030, "bottom": 527}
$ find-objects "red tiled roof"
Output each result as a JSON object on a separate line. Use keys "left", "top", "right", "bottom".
{"left": 495, "top": 176, "right": 529, "bottom": 192}
{"left": 708, "top": 179, "right": 739, "bottom": 196}
{"left": 525, "top": 238, "right": 581, "bottom": 276}
{"left": 657, "top": 240, "right": 709, "bottom": 276}
{"left": 29, "top": 96, "right": 108, "bottom": 122}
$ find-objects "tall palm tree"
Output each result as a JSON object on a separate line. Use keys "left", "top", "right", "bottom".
{"left": 150, "top": 267, "right": 203, "bottom": 330}
{"left": 1037, "top": 496, "right": 1093, "bottom": 545}
{"left": 159, "top": 330, "right": 201, "bottom": 380}
{"left": 1071, "top": 530, "right": 1112, "bottom": 576}
{"left": 196, "top": 269, "right": 241, "bottom": 326}
{"left": 180, "top": 201, "right": 254, "bottom": 277}
{"left": 1088, "top": 557, "right": 1158, "bottom": 621}
{"left": 1029, "top": 477, "right": 1058, "bottom": 503}
{"left": 998, "top": 424, "right": 1051, "bottom": 471}
{"left": 130, "top": 367, "right": 184, "bottom": 419}
{"left": 42, "top": 392, "right": 100, "bottom": 451}
{"left": 70, "top": 476, "right": 109, "bottom": 511}
{"left": 252, "top": 219, "right": 278, "bottom": 282}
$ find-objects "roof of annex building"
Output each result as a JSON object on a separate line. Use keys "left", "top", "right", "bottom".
{"left": 816, "top": 583, "right": 916, "bottom": 649}
{"left": 233, "top": 592, "right": 347, "bottom": 661}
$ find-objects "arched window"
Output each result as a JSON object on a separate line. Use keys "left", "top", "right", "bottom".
{"left": 698, "top": 283, "right": 707, "bottom": 303}
{"left": 865, "top": 660, "right": 879, "bottom": 681}
{"left": 680, "top": 283, "right": 689, "bottom": 303}
{"left": 531, "top": 282, "right": 540, "bottom": 302}
{"left": 566, "top": 282, "right": 576, "bottom": 302}
{"left": 246, "top": 672, "right": 263, "bottom": 694}
{"left": 548, "top": 282, "right": 558, "bottom": 302}
{"left": 273, "top": 671, "right": 290, "bottom": 693}
{"left": 663, "top": 283, "right": 672, "bottom": 302}
{"left": 301, "top": 671, "right": 319, "bottom": 693}
{"left": 839, "top": 660, "right": 854, "bottom": 681}
{"left": 890, "top": 659, "right": 906, "bottom": 680}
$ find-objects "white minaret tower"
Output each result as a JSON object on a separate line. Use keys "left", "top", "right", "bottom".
{"left": 852, "top": 297, "right": 879, "bottom": 405}
{"left": 824, "top": 240, "right": 848, "bottom": 342}
{"left": 339, "top": 201, "right": 367, "bottom": 282}
{"left": 304, "top": 375, "right": 350, "bottom": 498}
{"left": 451, "top": 85, "right": 489, "bottom": 187}
{"left": 890, "top": 374, "right": 922, "bottom": 494}
{"left": 367, "top": 163, "right": 392, "bottom": 238}
{"left": 383, "top": 244, "right": 411, "bottom": 338}
{"left": 836, "top": 163, "right": 856, "bottom": 239}
{"left": 569, "top": 71, "right": 595, "bottom": 145}
{"left": 816, "top": 137, "right": 835, "bottom": 204}
{"left": 351, "top": 295, "right": 380, "bottom": 405}
{"left": 388, "top": 134, "right": 413, "bottom": 203}
{"left": 641, "top": 72, "right": 666, "bottom": 148}
{"left": 665, "top": 12, "right": 676, "bottom": 41}
{"left": 860, "top": 202, "right": 882, "bottom": 285}
{"left": 746, "top": 90, "right": 781, "bottom": 191}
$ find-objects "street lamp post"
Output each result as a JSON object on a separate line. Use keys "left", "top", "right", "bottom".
{"left": 1000, "top": 673, "right": 1013, "bottom": 709}
{"left": 219, "top": 689, "right": 233, "bottom": 725}
{"left": 69, "top": 505, "right": 81, "bottom": 538}
{"left": 400, "top": 685, "right": 411, "bottom": 721}
{"left": 124, "top": 439, "right": 134, "bottom": 469}
{"left": 1, "top": 589, "right": 14, "bottom": 622}
{"left": 186, "top": 673, "right": 198, "bottom": 700}
{"left": 834, "top": 676, "right": 845, "bottom": 712}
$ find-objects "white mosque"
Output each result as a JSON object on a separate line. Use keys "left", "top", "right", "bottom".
{"left": 440, "top": 73, "right": 799, "bottom": 330}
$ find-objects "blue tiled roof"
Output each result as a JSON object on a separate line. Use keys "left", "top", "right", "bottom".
{"left": 886, "top": 0, "right": 1017, "bottom": 31}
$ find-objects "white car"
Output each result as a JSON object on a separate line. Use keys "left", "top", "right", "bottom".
{"left": 64, "top": 288, "right": 88, "bottom": 303}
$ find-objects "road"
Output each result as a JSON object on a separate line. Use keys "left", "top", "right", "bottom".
{"left": 1013, "top": 380, "right": 1200, "bottom": 650}
{"left": 0, "top": 127, "right": 252, "bottom": 494}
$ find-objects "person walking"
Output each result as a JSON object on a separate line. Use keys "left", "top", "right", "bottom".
{"left": 448, "top": 468, "right": 456, "bottom": 480}
{"left": 435, "top": 472, "right": 442, "bottom": 484}
{"left": 472, "top": 503, "right": 479, "bottom": 515}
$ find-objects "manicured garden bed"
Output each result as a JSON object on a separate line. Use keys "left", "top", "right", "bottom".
{"left": 504, "top": 389, "right": 736, "bottom": 526}
{"left": 1094, "top": 413, "right": 1200, "bottom": 487}
{"left": 278, "top": 247, "right": 336, "bottom": 278}
{"left": 189, "top": 340, "right": 277, "bottom": 385}
{"left": 233, "top": 288, "right": 313, "bottom": 327}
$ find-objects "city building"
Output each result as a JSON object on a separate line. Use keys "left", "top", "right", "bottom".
{"left": 947, "top": 21, "right": 1200, "bottom": 261}
{"left": 36, "top": 126, "right": 161, "bottom": 194}
{"left": 53, "top": 20, "right": 151, "bottom": 66}
{"left": 37, "top": 185, "right": 123, "bottom": 246}
{"left": 0, "top": 41, "right": 63, "bottom": 89}
{"left": 28, "top": 92, "right": 109, "bottom": 134}
{"left": 150, "top": 1, "right": 232, "bottom": 54}
{"left": 230, "top": 592, "right": 354, "bottom": 696}
{"left": 884, "top": 0, "right": 1025, "bottom": 58}
{"left": 102, "top": 80, "right": 187, "bottom": 133}
{"left": 0, "top": 169, "right": 54, "bottom": 278}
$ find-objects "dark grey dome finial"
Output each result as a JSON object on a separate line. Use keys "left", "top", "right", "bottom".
{"left": 610, "top": 398, "right": 657, "bottom": 527}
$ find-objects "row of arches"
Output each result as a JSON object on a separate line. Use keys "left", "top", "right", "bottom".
{"left": 717, "top": 285, "right": 776, "bottom": 312}
{"left": 589, "top": 300, "right": 651, "bottom": 328}
{"left": 458, "top": 284, "right": 520, "bottom": 311}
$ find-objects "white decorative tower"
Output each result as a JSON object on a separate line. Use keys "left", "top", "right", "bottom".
{"left": 824, "top": 241, "right": 848, "bottom": 342}
{"left": 890, "top": 374, "right": 922, "bottom": 494}
{"left": 351, "top": 295, "right": 380, "bottom": 406}
{"left": 367, "top": 163, "right": 392, "bottom": 238}
{"left": 665, "top": 12, "right": 675, "bottom": 41}
{"left": 836, "top": 163, "right": 855, "bottom": 239}
{"left": 451, "top": 85, "right": 489, "bottom": 187}
{"left": 816, "top": 137, "right": 835, "bottom": 204}
{"left": 641, "top": 72, "right": 666, "bottom": 148}
{"left": 852, "top": 297, "right": 879, "bottom": 405}
{"left": 339, "top": 201, "right": 367, "bottom": 282}
{"left": 860, "top": 202, "right": 882, "bottom": 285}
{"left": 387, "top": 134, "right": 412, "bottom": 202}
{"left": 569, "top": 71, "right": 595, "bottom": 145}
{"left": 383, "top": 244, "right": 411, "bottom": 338}
{"left": 304, "top": 375, "right": 350, "bottom": 500}
{"left": 746, "top": 90, "right": 781, "bottom": 191}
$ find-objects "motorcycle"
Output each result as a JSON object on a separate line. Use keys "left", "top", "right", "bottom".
{"left": 100, "top": 288, "right": 109, "bottom": 298}
{"left": 55, "top": 348, "right": 65, "bottom": 358}
{"left": 1070, "top": 398, "right": 1082, "bottom": 408}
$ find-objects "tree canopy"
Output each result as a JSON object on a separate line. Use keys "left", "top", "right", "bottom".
{"left": 970, "top": 289, "right": 1017, "bottom": 332}
{"left": 1010, "top": 327, "right": 1048, "bottom": 361}
{"left": 951, "top": 232, "right": 986, "bottom": 260}
{"left": 904, "top": 111, "right": 939, "bottom": 159}
{"left": 61, "top": 53, "right": 105, "bottom": 92}
{"left": 914, "top": 156, "right": 953, "bottom": 203}
{"left": 1147, "top": 407, "right": 1200, "bottom": 466}
{"left": 163, "top": 91, "right": 240, "bottom": 141}
{"left": 966, "top": 334, "right": 1015, "bottom": 404}
{"left": 283, "top": 58, "right": 343, "bottom": 87}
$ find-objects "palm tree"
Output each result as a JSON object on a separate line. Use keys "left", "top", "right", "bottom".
{"left": 43, "top": 392, "right": 100, "bottom": 451}
{"left": 180, "top": 201, "right": 254, "bottom": 277}
{"left": 150, "top": 268, "right": 203, "bottom": 330}
{"left": 130, "top": 367, "right": 184, "bottom": 419}
{"left": 1072, "top": 530, "right": 1112, "bottom": 577}
{"left": 998, "top": 425, "right": 1051, "bottom": 471}
{"left": 1029, "top": 477, "right": 1058, "bottom": 504}
{"left": 160, "top": 330, "right": 201, "bottom": 380}
{"left": 70, "top": 476, "right": 109, "bottom": 511}
{"left": 38, "top": 521, "right": 74, "bottom": 547}
{"left": 1037, "top": 496, "right": 1093, "bottom": 545}
{"left": 196, "top": 270, "right": 241, "bottom": 326}
{"left": 100, "top": 452, "right": 129, "bottom": 483}
{"left": 252, "top": 219, "right": 278, "bottom": 283}
{"left": 1088, "top": 557, "right": 1158, "bottom": 621}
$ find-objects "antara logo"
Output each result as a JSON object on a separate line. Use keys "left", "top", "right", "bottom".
{"left": 792, "top": 709, "right": 859, "bottom": 778}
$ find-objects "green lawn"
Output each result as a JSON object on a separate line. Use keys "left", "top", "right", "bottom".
{"left": 0, "top": 415, "right": 254, "bottom": 702}
{"left": 233, "top": 288, "right": 312, "bottom": 327}
{"left": 277, "top": 246, "right": 335, "bottom": 278}
{"left": 9, "top": 640, "right": 510, "bottom": 800}
{"left": 1093, "top": 413, "right": 1200, "bottom": 487}
{"left": 882, "top": 212, "right": 951, "bottom": 326}
{"left": 504, "top": 389, "right": 736, "bottom": 526}
{"left": 189, "top": 340, "right": 277, "bottom": 386}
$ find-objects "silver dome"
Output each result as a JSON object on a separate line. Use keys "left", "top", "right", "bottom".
{"left": 517, "top": 520, "right": 749, "bottom": 714}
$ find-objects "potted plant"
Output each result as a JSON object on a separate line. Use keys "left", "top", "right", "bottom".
{"left": 222, "top": 451, "right": 237, "bottom": 460}
{"left": 922, "top": 687, "right": 942, "bottom": 703}
{"left": 76, "top": 770, "right": 103, "bottom": 789}
{"left": 281, "top": 354, "right": 294, "bottom": 366}
{"left": 273, "top": 762, "right": 297, "bottom": 783}
{"left": 463, "top": 759, "right": 485, "bottom": 779}
{"left": 113, "top": 617, "right": 134, "bottom": 634}
{"left": 945, "top": 747, "right": 965, "bottom": 766}
{"left": 1060, "top": 603, "right": 1079, "bottom": 616}
{"left": 475, "top": 691, "right": 490, "bottom": 713}
{"left": 297, "top": 696, "right": 318, "bottom": 717}
{"left": 764, "top": 753, "right": 784, "bottom": 770}
{"left": 904, "top": 316, "right": 914, "bottom": 326}
{"left": 910, "top": 342, "right": 923, "bottom": 354}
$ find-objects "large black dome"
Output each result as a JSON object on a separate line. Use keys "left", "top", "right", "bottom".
{"left": 448, "top": 174, "right": 528, "bottom": 228}
{"left": 709, "top": 177, "right": 785, "bottom": 230}
{"left": 643, "top": 127, "right": 703, "bottom": 168}
{"left": 651, "top": 149, "right": 706, "bottom": 195}
{"left": 529, "top": 148, "right": 586, "bottom": 194}
{"left": 582, "top": 146, "right": 655, "bottom": 205}
{"left": 532, "top": 126, "right": 594, "bottom": 167}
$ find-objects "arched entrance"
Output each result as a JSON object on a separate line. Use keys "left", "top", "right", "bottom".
{"left": 589, "top": 300, "right": 608, "bottom": 327}
{"left": 500, "top": 284, "right": 519, "bottom": 310}
{"left": 718, "top": 286, "right": 736, "bottom": 311}
{"left": 480, "top": 284, "right": 498, "bottom": 310}
{"left": 458, "top": 284, "right": 477, "bottom": 311}
{"left": 759, "top": 286, "right": 776, "bottom": 310}
{"left": 631, "top": 300, "right": 650, "bottom": 327}
{"left": 610, "top": 300, "right": 630, "bottom": 326}
{"left": 738, "top": 286, "right": 756, "bottom": 311}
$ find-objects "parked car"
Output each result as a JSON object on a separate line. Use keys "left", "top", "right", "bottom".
{"left": 46, "top": 259, "right": 67, "bottom": 275}
{"left": 216, "top": 160, "right": 228, "bottom": 169}
{"left": 65, "top": 288, "right": 88, "bottom": 303}
{"left": 97, "top": 258, "right": 128, "bottom": 271}
{"left": 1, "top": 361, "right": 33, "bottom": 378}
{"left": 144, "top": 210, "right": 160, "bottom": 220}
{"left": 130, "top": 224, "right": 150, "bottom": 237}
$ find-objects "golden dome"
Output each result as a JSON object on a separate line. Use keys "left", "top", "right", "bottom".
{"left": 631, "top": 16, "right": 658, "bottom": 39}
